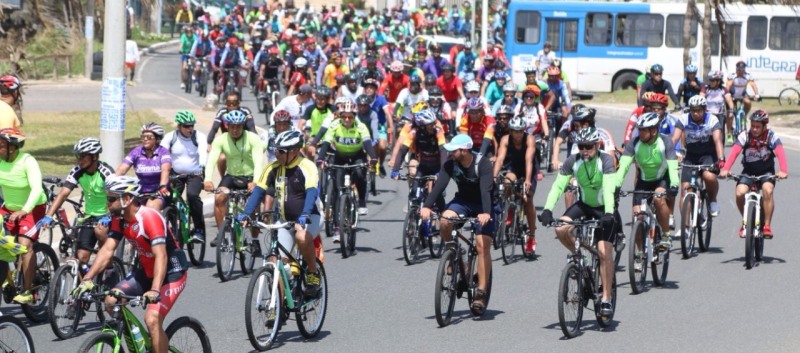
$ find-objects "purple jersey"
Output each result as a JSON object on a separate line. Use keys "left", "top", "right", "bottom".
{"left": 123, "top": 146, "right": 171, "bottom": 193}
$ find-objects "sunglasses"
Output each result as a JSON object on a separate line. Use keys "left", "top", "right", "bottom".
{"left": 524, "top": 95, "right": 536, "bottom": 99}
{"left": 106, "top": 195, "right": 120, "bottom": 203}
{"left": 277, "top": 148, "right": 293, "bottom": 154}
{"left": 181, "top": 124, "right": 195, "bottom": 128}
{"left": 226, "top": 100, "right": 239, "bottom": 105}
{"left": 577, "top": 144, "right": 594, "bottom": 150}
{"left": 141, "top": 135, "right": 156, "bottom": 140}
{"left": 75, "top": 153, "right": 91, "bottom": 160}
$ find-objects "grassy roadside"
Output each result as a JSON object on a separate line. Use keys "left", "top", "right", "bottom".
{"left": 589, "top": 89, "right": 800, "bottom": 115}
{"left": 22, "top": 110, "right": 170, "bottom": 176}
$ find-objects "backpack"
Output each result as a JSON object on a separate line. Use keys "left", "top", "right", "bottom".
{"left": 170, "top": 130, "right": 198, "bottom": 150}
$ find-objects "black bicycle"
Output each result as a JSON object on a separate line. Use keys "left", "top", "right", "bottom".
{"left": 326, "top": 163, "right": 367, "bottom": 258}
{"left": 679, "top": 164, "right": 715, "bottom": 258}
{"left": 495, "top": 175, "right": 534, "bottom": 263}
{"left": 398, "top": 174, "right": 443, "bottom": 265}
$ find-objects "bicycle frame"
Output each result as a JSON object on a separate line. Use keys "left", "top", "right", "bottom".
{"left": 732, "top": 98, "right": 747, "bottom": 136}
{"left": 440, "top": 216, "right": 480, "bottom": 294}
{"left": 624, "top": 190, "right": 666, "bottom": 264}
{"left": 681, "top": 164, "right": 712, "bottom": 231}
{"left": 255, "top": 221, "right": 309, "bottom": 313}
{"left": 87, "top": 292, "right": 153, "bottom": 353}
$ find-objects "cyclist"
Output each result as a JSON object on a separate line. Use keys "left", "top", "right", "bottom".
{"left": 419, "top": 134, "right": 495, "bottom": 315}
{"left": 455, "top": 80, "right": 489, "bottom": 118}
{"left": 539, "top": 127, "right": 618, "bottom": 316}
{"left": 379, "top": 60, "right": 410, "bottom": 104}
{"left": 476, "top": 55, "right": 495, "bottom": 83}
{"left": 204, "top": 110, "right": 265, "bottom": 245}
{"left": 241, "top": 130, "right": 322, "bottom": 297}
{"left": 637, "top": 64, "right": 679, "bottom": 108}
{"left": 436, "top": 64, "right": 465, "bottom": 108}
{"left": 455, "top": 41, "right": 477, "bottom": 81}
{"left": 458, "top": 97, "right": 496, "bottom": 157}
{"left": 491, "top": 82, "right": 519, "bottom": 115}
{"left": 701, "top": 70, "right": 735, "bottom": 145}
{"left": 515, "top": 87, "right": 549, "bottom": 178}
{"left": 207, "top": 92, "right": 256, "bottom": 175}
{"left": 726, "top": 61, "right": 761, "bottom": 120}
{"left": 209, "top": 36, "right": 228, "bottom": 93}
{"left": 255, "top": 46, "right": 284, "bottom": 101}
{"left": 0, "top": 75, "right": 21, "bottom": 127}
{"left": 394, "top": 75, "right": 429, "bottom": 134}
{"left": 552, "top": 105, "right": 617, "bottom": 171}
{"left": 484, "top": 72, "right": 509, "bottom": 106}
{"left": 356, "top": 94, "right": 380, "bottom": 144}
{"left": 720, "top": 110, "right": 789, "bottom": 239}
{"left": 265, "top": 110, "right": 300, "bottom": 162}
{"left": 338, "top": 73, "right": 363, "bottom": 103}
{"left": 492, "top": 105, "right": 515, "bottom": 144}
{"left": 428, "top": 87, "right": 455, "bottom": 137}
{"left": 544, "top": 66, "right": 570, "bottom": 126}
{"left": 519, "top": 64, "right": 553, "bottom": 105}
{"left": 360, "top": 78, "right": 394, "bottom": 151}
{"left": 534, "top": 42, "right": 555, "bottom": 79}
{"left": 161, "top": 111, "right": 208, "bottom": 242}
{"left": 73, "top": 175, "right": 188, "bottom": 353}
{"left": 616, "top": 112, "right": 680, "bottom": 250}
{"left": 622, "top": 91, "right": 655, "bottom": 147}
{"left": 179, "top": 25, "right": 196, "bottom": 90}
{"left": 217, "top": 37, "right": 251, "bottom": 95}
{"left": 271, "top": 84, "right": 314, "bottom": 127}
{"left": 0, "top": 128, "right": 46, "bottom": 304}
{"left": 676, "top": 64, "right": 705, "bottom": 108}
{"left": 390, "top": 109, "right": 448, "bottom": 186}
{"left": 299, "top": 87, "right": 335, "bottom": 156}
{"left": 421, "top": 43, "right": 449, "bottom": 79}
{"left": 493, "top": 116, "right": 538, "bottom": 254}
{"left": 286, "top": 57, "right": 311, "bottom": 97}
{"left": 116, "top": 123, "right": 171, "bottom": 211}
{"left": 322, "top": 52, "right": 350, "bottom": 88}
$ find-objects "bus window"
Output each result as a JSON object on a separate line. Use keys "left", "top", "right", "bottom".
{"left": 769, "top": 17, "right": 800, "bottom": 50}
{"left": 747, "top": 16, "right": 768, "bottom": 50}
{"left": 585, "top": 13, "right": 612, "bottom": 46}
{"left": 711, "top": 23, "right": 741, "bottom": 56}
{"left": 665, "top": 14, "right": 698, "bottom": 48}
{"left": 616, "top": 13, "right": 664, "bottom": 47}
{"left": 515, "top": 11, "right": 541, "bottom": 44}
{"left": 546, "top": 19, "right": 578, "bottom": 52}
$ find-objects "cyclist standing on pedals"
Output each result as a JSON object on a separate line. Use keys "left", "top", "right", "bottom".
{"left": 459, "top": 97, "right": 496, "bottom": 157}
{"left": 0, "top": 128, "right": 46, "bottom": 304}
{"left": 37, "top": 138, "right": 115, "bottom": 273}
{"left": 493, "top": 116, "right": 538, "bottom": 254}
{"left": 720, "top": 110, "right": 789, "bottom": 239}
{"left": 701, "top": 70, "right": 735, "bottom": 146}
{"left": 265, "top": 110, "right": 300, "bottom": 163}
{"left": 726, "top": 61, "right": 761, "bottom": 119}
{"left": 116, "top": 123, "right": 171, "bottom": 211}
{"left": 539, "top": 127, "right": 619, "bottom": 316}
{"left": 676, "top": 64, "right": 705, "bottom": 109}
{"left": 239, "top": 130, "right": 322, "bottom": 297}
{"left": 73, "top": 176, "right": 189, "bottom": 353}
{"left": 637, "top": 64, "right": 680, "bottom": 108}
{"left": 204, "top": 110, "right": 265, "bottom": 246}
{"left": 161, "top": 111, "right": 208, "bottom": 243}
{"left": 316, "top": 100, "right": 378, "bottom": 241}
{"left": 616, "top": 112, "right": 681, "bottom": 251}
{"left": 674, "top": 96, "right": 725, "bottom": 220}
{"left": 419, "top": 134, "right": 495, "bottom": 315}
{"left": 390, "top": 110, "right": 448, "bottom": 206}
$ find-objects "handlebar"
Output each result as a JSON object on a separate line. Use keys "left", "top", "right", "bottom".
{"left": 254, "top": 220, "right": 296, "bottom": 230}
{"left": 83, "top": 290, "right": 159, "bottom": 306}
{"left": 619, "top": 190, "right": 667, "bottom": 198}
{"left": 544, "top": 218, "right": 602, "bottom": 228}
{"left": 43, "top": 176, "right": 63, "bottom": 185}
{"left": 398, "top": 174, "right": 437, "bottom": 181}
{"left": 209, "top": 188, "right": 250, "bottom": 196}
{"left": 726, "top": 174, "right": 779, "bottom": 182}
{"left": 679, "top": 163, "right": 717, "bottom": 172}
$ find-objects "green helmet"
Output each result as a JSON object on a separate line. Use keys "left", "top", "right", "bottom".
{"left": 175, "top": 110, "right": 196, "bottom": 125}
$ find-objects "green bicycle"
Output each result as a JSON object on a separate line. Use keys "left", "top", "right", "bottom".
{"left": 163, "top": 174, "right": 206, "bottom": 267}
{"left": 212, "top": 189, "right": 258, "bottom": 282}
{"left": 76, "top": 291, "right": 212, "bottom": 353}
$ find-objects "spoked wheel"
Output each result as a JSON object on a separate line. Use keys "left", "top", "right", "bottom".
{"left": 296, "top": 259, "right": 328, "bottom": 338}
{"left": 256, "top": 84, "right": 266, "bottom": 113}
{"left": 558, "top": 263, "right": 584, "bottom": 338}
{"left": 245, "top": 265, "right": 280, "bottom": 351}
{"left": 744, "top": 203, "right": 757, "bottom": 269}
{"left": 698, "top": 195, "right": 713, "bottom": 252}
{"left": 114, "top": 238, "right": 138, "bottom": 275}
{"left": 165, "top": 316, "right": 213, "bottom": 353}
{"left": 216, "top": 219, "right": 237, "bottom": 282}
{"left": 493, "top": 202, "right": 508, "bottom": 250}
{"left": 183, "top": 68, "right": 192, "bottom": 94}
{"left": 628, "top": 221, "right": 648, "bottom": 294}
{"left": 323, "top": 184, "right": 336, "bottom": 237}
{"left": 613, "top": 231, "right": 625, "bottom": 269}
{"left": 778, "top": 87, "right": 800, "bottom": 106}
{"left": 0, "top": 316, "right": 34, "bottom": 353}
{"left": 651, "top": 226, "right": 670, "bottom": 286}
{"left": 402, "top": 210, "right": 422, "bottom": 265}
{"left": 47, "top": 264, "right": 81, "bottom": 339}
{"left": 500, "top": 206, "right": 519, "bottom": 265}
{"left": 338, "top": 195, "right": 356, "bottom": 258}
{"left": 593, "top": 256, "right": 617, "bottom": 327}
{"left": 239, "top": 227, "right": 257, "bottom": 275}
{"left": 76, "top": 331, "right": 117, "bottom": 352}
{"left": 427, "top": 219, "right": 444, "bottom": 259}
{"left": 21, "top": 243, "right": 59, "bottom": 323}
{"left": 680, "top": 195, "right": 697, "bottom": 259}
{"left": 186, "top": 231, "right": 206, "bottom": 267}
{"left": 434, "top": 249, "right": 458, "bottom": 327}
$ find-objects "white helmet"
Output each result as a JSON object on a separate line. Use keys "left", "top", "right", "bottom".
{"left": 258, "top": 14, "right": 266, "bottom": 21}
{"left": 73, "top": 137, "right": 103, "bottom": 155}
{"left": 637, "top": 112, "right": 661, "bottom": 129}
{"left": 508, "top": 116, "right": 527, "bottom": 131}
{"left": 688, "top": 95, "right": 707, "bottom": 109}
{"left": 294, "top": 57, "right": 308, "bottom": 68}
{"left": 104, "top": 175, "right": 142, "bottom": 197}
{"left": 465, "top": 80, "right": 480, "bottom": 92}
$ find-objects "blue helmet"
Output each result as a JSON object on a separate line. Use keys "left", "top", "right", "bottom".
{"left": 224, "top": 110, "right": 248, "bottom": 125}
{"left": 414, "top": 110, "right": 437, "bottom": 126}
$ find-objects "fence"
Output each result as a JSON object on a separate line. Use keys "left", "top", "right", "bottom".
{"left": 0, "top": 55, "right": 75, "bottom": 80}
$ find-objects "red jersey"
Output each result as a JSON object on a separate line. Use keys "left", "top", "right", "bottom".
{"left": 436, "top": 75, "right": 462, "bottom": 102}
{"left": 623, "top": 106, "right": 647, "bottom": 145}
{"left": 459, "top": 115, "right": 497, "bottom": 148}
{"left": 290, "top": 72, "right": 307, "bottom": 87}
{"left": 379, "top": 74, "right": 410, "bottom": 103}
{"left": 113, "top": 207, "right": 186, "bottom": 278}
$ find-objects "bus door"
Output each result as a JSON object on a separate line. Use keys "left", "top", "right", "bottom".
{"left": 545, "top": 18, "right": 578, "bottom": 92}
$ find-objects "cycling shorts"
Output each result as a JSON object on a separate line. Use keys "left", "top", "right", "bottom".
{"left": 413, "top": 158, "right": 441, "bottom": 177}
{"left": 680, "top": 154, "right": 718, "bottom": 184}
{"left": 219, "top": 175, "right": 253, "bottom": 190}
{"left": 445, "top": 196, "right": 496, "bottom": 237}
{"left": 378, "top": 123, "right": 388, "bottom": 140}
{"left": 181, "top": 54, "right": 190, "bottom": 62}
{"left": 114, "top": 269, "right": 188, "bottom": 317}
{"left": 75, "top": 216, "right": 102, "bottom": 251}
{"left": 1, "top": 204, "right": 46, "bottom": 241}
{"left": 277, "top": 214, "right": 322, "bottom": 257}
{"left": 562, "top": 201, "right": 616, "bottom": 243}
{"left": 736, "top": 173, "right": 776, "bottom": 189}
{"left": 633, "top": 173, "right": 671, "bottom": 206}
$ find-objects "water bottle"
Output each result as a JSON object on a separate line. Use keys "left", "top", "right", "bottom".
{"left": 421, "top": 220, "right": 431, "bottom": 238}
{"left": 79, "top": 264, "right": 90, "bottom": 277}
{"left": 283, "top": 262, "right": 293, "bottom": 279}
{"left": 344, "top": 175, "right": 351, "bottom": 187}
{"left": 130, "top": 325, "right": 146, "bottom": 353}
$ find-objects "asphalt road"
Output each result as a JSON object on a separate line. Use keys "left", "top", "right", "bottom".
{"left": 12, "top": 45, "right": 800, "bottom": 353}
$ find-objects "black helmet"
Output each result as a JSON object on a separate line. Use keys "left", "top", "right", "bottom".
{"left": 315, "top": 86, "right": 332, "bottom": 97}
{"left": 346, "top": 73, "right": 358, "bottom": 82}
{"left": 356, "top": 94, "right": 372, "bottom": 105}
{"left": 571, "top": 104, "right": 596, "bottom": 122}
{"left": 428, "top": 86, "right": 443, "bottom": 98}
{"left": 409, "top": 75, "right": 422, "bottom": 85}
{"left": 442, "top": 63, "right": 455, "bottom": 72}
{"left": 650, "top": 64, "right": 663, "bottom": 74}
{"left": 493, "top": 60, "right": 505, "bottom": 69}
{"left": 424, "top": 75, "right": 436, "bottom": 86}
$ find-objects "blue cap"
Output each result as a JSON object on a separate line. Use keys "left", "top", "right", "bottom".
{"left": 443, "top": 134, "right": 474, "bottom": 152}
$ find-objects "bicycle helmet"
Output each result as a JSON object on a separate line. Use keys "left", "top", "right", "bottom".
{"left": 492, "top": 60, "right": 505, "bottom": 70}
{"left": 466, "top": 97, "right": 484, "bottom": 111}
{"left": 685, "top": 64, "right": 698, "bottom": 73}
{"left": 389, "top": 60, "right": 404, "bottom": 72}
{"left": 0, "top": 75, "right": 21, "bottom": 91}
{"left": 338, "top": 99, "right": 357, "bottom": 114}
{"left": 442, "top": 63, "right": 455, "bottom": 72}
{"left": 465, "top": 80, "right": 480, "bottom": 92}
{"left": 649, "top": 93, "right": 669, "bottom": 107}
{"left": 650, "top": 64, "right": 664, "bottom": 74}
{"left": 749, "top": 109, "right": 769, "bottom": 124}
{"left": 315, "top": 86, "right": 332, "bottom": 97}
{"left": 546, "top": 66, "right": 560, "bottom": 77}
{"left": 502, "top": 82, "right": 516, "bottom": 93}
{"left": 294, "top": 57, "right": 308, "bottom": 68}
{"left": 409, "top": 75, "right": 422, "bottom": 85}
{"left": 104, "top": 175, "right": 141, "bottom": 197}
{"left": 175, "top": 110, "right": 196, "bottom": 125}
{"left": 464, "top": 41, "right": 473, "bottom": 49}
{"left": 356, "top": 94, "right": 372, "bottom": 106}
{"left": 508, "top": 116, "right": 527, "bottom": 131}
{"left": 483, "top": 55, "right": 495, "bottom": 63}
{"left": 552, "top": 58, "right": 561, "bottom": 68}
{"left": 571, "top": 105, "right": 596, "bottom": 122}
{"left": 523, "top": 63, "right": 537, "bottom": 74}
{"left": 0, "top": 128, "right": 25, "bottom": 148}
{"left": 494, "top": 73, "right": 509, "bottom": 82}
{"left": 523, "top": 84, "right": 540, "bottom": 97}
{"left": 73, "top": 137, "right": 103, "bottom": 155}
{"left": 573, "top": 127, "right": 601, "bottom": 144}
{"left": 273, "top": 110, "right": 292, "bottom": 123}
{"left": 709, "top": 70, "right": 724, "bottom": 81}
{"left": 346, "top": 73, "right": 358, "bottom": 82}
{"left": 140, "top": 122, "right": 165, "bottom": 138}
{"left": 424, "top": 75, "right": 437, "bottom": 86}
{"left": 362, "top": 78, "right": 379, "bottom": 88}
{"left": 224, "top": 110, "right": 248, "bottom": 125}
{"left": 641, "top": 91, "right": 655, "bottom": 106}
{"left": 688, "top": 95, "right": 707, "bottom": 109}
{"left": 334, "top": 96, "right": 352, "bottom": 107}
{"left": 736, "top": 61, "right": 747, "bottom": 69}
{"left": 414, "top": 110, "right": 437, "bottom": 126}
{"left": 637, "top": 112, "right": 661, "bottom": 129}
{"left": 497, "top": 105, "right": 515, "bottom": 118}
{"left": 274, "top": 130, "right": 304, "bottom": 150}
{"left": 428, "top": 86, "right": 443, "bottom": 99}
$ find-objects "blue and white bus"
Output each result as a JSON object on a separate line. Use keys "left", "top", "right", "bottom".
{"left": 505, "top": 1, "right": 800, "bottom": 97}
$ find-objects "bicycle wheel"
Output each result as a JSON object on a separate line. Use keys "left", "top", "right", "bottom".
{"left": 239, "top": 227, "right": 257, "bottom": 275}
{"left": 467, "top": 256, "right": 492, "bottom": 316}
{"left": 494, "top": 202, "right": 508, "bottom": 252}
{"left": 613, "top": 230, "right": 625, "bottom": 269}
{"left": 256, "top": 85, "right": 266, "bottom": 113}
{"left": 434, "top": 249, "right": 458, "bottom": 327}
{"left": 323, "top": 185, "right": 336, "bottom": 237}
{"left": 216, "top": 219, "right": 237, "bottom": 281}
{"left": 166, "top": 316, "right": 213, "bottom": 353}
{"left": 745, "top": 203, "right": 757, "bottom": 269}
{"left": 427, "top": 219, "right": 444, "bottom": 259}
{"left": 0, "top": 316, "right": 35, "bottom": 353}
{"left": 183, "top": 67, "right": 192, "bottom": 94}
{"left": 628, "top": 221, "right": 648, "bottom": 294}
{"left": 47, "top": 264, "right": 81, "bottom": 339}
{"left": 296, "top": 259, "right": 328, "bottom": 338}
{"left": 338, "top": 194, "right": 355, "bottom": 258}
{"left": 558, "top": 263, "right": 584, "bottom": 339}
{"left": 186, "top": 228, "right": 206, "bottom": 267}
{"left": 402, "top": 209, "right": 422, "bottom": 265}
{"left": 680, "top": 194, "right": 697, "bottom": 259}
{"left": 76, "top": 331, "right": 116, "bottom": 352}
{"left": 698, "top": 194, "right": 713, "bottom": 252}
{"left": 593, "top": 256, "right": 617, "bottom": 327}
{"left": 651, "top": 225, "right": 670, "bottom": 286}
{"left": 501, "top": 205, "right": 520, "bottom": 264}
{"left": 115, "top": 238, "right": 138, "bottom": 274}
{"left": 21, "top": 243, "right": 59, "bottom": 323}
{"left": 245, "top": 265, "right": 280, "bottom": 351}
{"left": 778, "top": 87, "right": 800, "bottom": 106}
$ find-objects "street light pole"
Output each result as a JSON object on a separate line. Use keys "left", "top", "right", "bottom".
{"left": 99, "top": 0, "right": 128, "bottom": 168}
{"left": 84, "top": 0, "right": 94, "bottom": 79}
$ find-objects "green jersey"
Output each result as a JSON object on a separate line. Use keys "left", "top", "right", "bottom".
{"left": 63, "top": 162, "right": 115, "bottom": 217}
{"left": 205, "top": 131, "right": 265, "bottom": 182}
{"left": 0, "top": 152, "right": 45, "bottom": 213}
{"left": 322, "top": 119, "right": 372, "bottom": 156}
{"left": 544, "top": 152, "right": 617, "bottom": 214}
{"left": 616, "top": 134, "right": 680, "bottom": 188}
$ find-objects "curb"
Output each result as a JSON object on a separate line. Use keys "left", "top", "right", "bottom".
{"left": 139, "top": 39, "right": 180, "bottom": 57}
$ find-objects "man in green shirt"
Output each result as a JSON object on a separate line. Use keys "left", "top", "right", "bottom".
{"left": 179, "top": 25, "right": 196, "bottom": 90}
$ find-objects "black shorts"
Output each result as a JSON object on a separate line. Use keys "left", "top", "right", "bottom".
{"left": 219, "top": 175, "right": 252, "bottom": 190}
{"left": 736, "top": 174, "right": 776, "bottom": 189}
{"left": 416, "top": 158, "right": 441, "bottom": 177}
{"left": 562, "top": 201, "right": 616, "bottom": 243}
{"left": 633, "top": 173, "right": 670, "bottom": 206}
{"left": 76, "top": 216, "right": 100, "bottom": 251}
{"left": 680, "top": 154, "right": 718, "bottom": 183}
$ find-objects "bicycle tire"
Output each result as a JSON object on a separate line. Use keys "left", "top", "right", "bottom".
{"left": 0, "top": 315, "right": 35, "bottom": 353}
{"left": 165, "top": 316, "right": 213, "bottom": 353}
{"left": 546, "top": 130, "right": 556, "bottom": 173}
{"left": 558, "top": 263, "right": 583, "bottom": 338}
{"left": 680, "top": 194, "right": 697, "bottom": 259}
{"left": 21, "top": 243, "right": 59, "bottom": 323}
{"left": 245, "top": 265, "right": 280, "bottom": 351}
{"left": 256, "top": 86, "right": 266, "bottom": 113}
{"left": 216, "top": 219, "right": 236, "bottom": 282}
{"left": 47, "top": 263, "right": 81, "bottom": 339}
{"left": 467, "top": 255, "right": 492, "bottom": 316}
{"left": 778, "top": 87, "right": 800, "bottom": 106}
{"left": 427, "top": 219, "right": 445, "bottom": 259}
{"left": 115, "top": 238, "right": 138, "bottom": 275}
{"left": 698, "top": 193, "right": 713, "bottom": 252}
{"left": 186, "top": 229, "right": 206, "bottom": 267}
{"left": 500, "top": 205, "right": 518, "bottom": 265}
{"left": 296, "top": 259, "right": 328, "bottom": 338}
{"left": 402, "top": 209, "right": 421, "bottom": 265}
{"left": 494, "top": 201, "right": 508, "bottom": 252}
{"left": 76, "top": 331, "right": 116, "bottom": 353}
{"left": 628, "top": 221, "right": 648, "bottom": 294}
{"left": 323, "top": 184, "right": 336, "bottom": 237}
{"left": 613, "top": 231, "right": 625, "bottom": 269}
{"left": 593, "top": 256, "right": 617, "bottom": 327}
{"left": 651, "top": 225, "right": 670, "bottom": 286}
{"left": 239, "top": 227, "right": 257, "bottom": 275}
{"left": 434, "top": 249, "right": 458, "bottom": 327}
{"left": 338, "top": 194, "right": 355, "bottom": 258}
{"left": 745, "top": 203, "right": 757, "bottom": 269}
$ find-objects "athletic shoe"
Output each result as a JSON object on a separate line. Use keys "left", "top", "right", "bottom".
{"left": 12, "top": 290, "right": 33, "bottom": 304}
{"left": 710, "top": 202, "right": 720, "bottom": 217}
{"left": 599, "top": 301, "right": 614, "bottom": 316}
{"left": 763, "top": 224, "right": 774, "bottom": 239}
{"left": 525, "top": 237, "right": 536, "bottom": 254}
{"left": 358, "top": 207, "right": 368, "bottom": 216}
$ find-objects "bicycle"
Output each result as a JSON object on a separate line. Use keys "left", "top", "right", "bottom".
{"left": 256, "top": 77, "right": 281, "bottom": 126}
{"left": 163, "top": 174, "right": 206, "bottom": 267}
{"left": 218, "top": 68, "right": 241, "bottom": 104}
{"left": 182, "top": 57, "right": 193, "bottom": 94}
{"left": 194, "top": 57, "right": 210, "bottom": 97}
{"left": 679, "top": 164, "right": 715, "bottom": 259}
{"left": 42, "top": 176, "right": 85, "bottom": 247}
{"left": 544, "top": 218, "right": 616, "bottom": 338}
{"left": 244, "top": 220, "right": 328, "bottom": 351}
{"left": 728, "top": 174, "right": 778, "bottom": 269}
{"left": 731, "top": 97, "right": 748, "bottom": 139}
{"left": 212, "top": 188, "right": 258, "bottom": 282}
{"left": 0, "top": 315, "right": 35, "bottom": 353}
{"left": 326, "top": 163, "right": 366, "bottom": 258}
{"left": 495, "top": 176, "right": 533, "bottom": 264}
{"left": 620, "top": 190, "right": 670, "bottom": 294}
{"left": 778, "top": 84, "right": 800, "bottom": 106}
{"left": 76, "top": 291, "right": 212, "bottom": 353}
{"left": 433, "top": 215, "right": 493, "bottom": 327}
{"left": 398, "top": 174, "right": 443, "bottom": 265}
{"left": 544, "top": 111, "right": 561, "bottom": 173}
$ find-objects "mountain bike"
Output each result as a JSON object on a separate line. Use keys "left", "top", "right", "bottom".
{"left": 256, "top": 77, "right": 281, "bottom": 124}
{"left": 245, "top": 220, "right": 328, "bottom": 351}
{"left": 398, "top": 174, "right": 443, "bottom": 265}
{"left": 182, "top": 58, "right": 193, "bottom": 94}
{"left": 194, "top": 57, "right": 209, "bottom": 97}
{"left": 327, "top": 163, "right": 366, "bottom": 258}
{"left": 777, "top": 84, "right": 800, "bottom": 106}
{"left": 219, "top": 68, "right": 240, "bottom": 104}
{"left": 317, "top": 152, "right": 336, "bottom": 238}
{"left": 163, "top": 174, "right": 205, "bottom": 267}
{"left": 0, "top": 315, "right": 35, "bottom": 353}
{"left": 543, "top": 111, "right": 561, "bottom": 173}
{"left": 76, "top": 291, "right": 212, "bottom": 353}
{"left": 731, "top": 98, "right": 748, "bottom": 139}
{"left": 620, "top": 190, "right": 670, "bottom": 294}
{"left": 42, "top": 176, "right": 85, "bottom": 248}
{"left": 212, "top": 189, "right": 258, "bottom": 282}
{"left": 728, "top": 174, "right": 778, "bottom": 269}
{"left": 543, "top": 218, "right": 616, "bottom": 338}
{"left": 434, "top": 215, "right": 493, "bottom": 327}
{"left": 495, "top": 176, "right": 533, "bottom": 264}
{"left": 679, "top": 164, "right": 715, "bottom": 258}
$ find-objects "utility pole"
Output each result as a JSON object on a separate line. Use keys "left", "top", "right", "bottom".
{"left": 155, "top": 0, "right": 163, "bottom": 34}
{"left": 84, "top": 0, "right": 94, "bottom": 79}
{"left": 480, "top": 0, "right": 488, "bottom": 52}
{"left": 99, "top": 0, "right": 127, "bottom": 168}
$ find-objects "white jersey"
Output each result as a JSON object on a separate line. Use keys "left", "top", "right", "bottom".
{"left": 339, "top": 86, "right": 363, "bottom": 103}
{"left": 514, "top": 103, "right": 547, "bottom": 135}
{"left": 727, "top": 73, "right": 753, "bottom": 98}
{"left": 270, "top": 95, "right": 314, "bottom": 127}
{"left": 260, "top": 126, "right": 299, "bottom": 163}
{"left": 396, "top": 88, "right": 429, "bottom": 119}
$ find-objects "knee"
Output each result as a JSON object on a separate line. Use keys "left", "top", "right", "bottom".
{"left": 763, "top": 186, "right": 774, "bottom": 198}
{"left": 214, "top": 195, "right": 227, "bottom": 206}
{"left": 144, "top": 311, "right": 163, "bottom": 331}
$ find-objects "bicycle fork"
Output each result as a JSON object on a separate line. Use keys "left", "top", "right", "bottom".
{"left": 743, "top": 195, "right": 762, "bottom": 237}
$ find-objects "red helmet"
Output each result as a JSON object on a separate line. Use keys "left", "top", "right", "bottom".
{"left": 268, "top": 47, "right": 280, "bottom": 55}
{"left": 0, "top": 75, "right": 20, "bottom": 91}
{"left": 546, "top": 66, "right": 560, "bottom": 77}
{"left": 273, "top": 110, "right": 292, "bottom": 123}
{"left": 305, "top": 37, "right": 315, "bottom": 45}
{"left": 0, "top": 128, "right": 25, "bottom": 148}
{"left": 292, "top": 44, "right": 303, "bottom": 52}
{"left": 649, "top": 93, "right": 669, "bottom": 106}
{"left": 228, "top": 37, "right": 239, "bottom": 45}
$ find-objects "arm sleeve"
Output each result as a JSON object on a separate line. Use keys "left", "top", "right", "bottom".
{"left": 602, "top": 173, "right": 616, "bottom": 214}
{"left": 250, "top": 135, "right": 265, "bottom": 180}
{"left": 666, "top": 82, "right": 679, "bottom": 107}
{"left": 317, "top": 141, "right": 331, "bottom": 159}
{"left": 205, "top": 139, "right": 222, "bottom": 182}
{"left": 22, "top": 156, "right": 44, "bottom": 213}
{"left": 370, "top": 113, "right": 380, "bottom": 139}
{"left": 676, "top": 82, "right": 685, "bottom": 104}
{"left": 616, "top": 155, "right": 634, "bottom": 188}
{"left": 364, "top": 140, "right": 377, "bottom": 160}
{"left": 543, "top": 173, "right": 570, "bottom": 211}
{"left": 189, "top": 41, "right": 198, "bottom": 57}
{"left": 423, "top": 163, "right": 451, "bottom": 208}
{"left": 479, "top": 159, "right": 494, "bottom": 214}
{"left": 664, "top": 136, "right": 680, "bottom": 186}
{"left": 478, "top": 137, "right": 492, "bottom": 156}
{"left": 207, "top": 119, "right": 222, "bottom": 144}
{"left": 392, "top": 145, "right": 410, "bottom": 173}
{"left": 302, "top": 187, "right": 319, "bottom": 216}
{"left": 243, "top": 186, "right": 267, "bottom": 216}
{"left": 774, "top": 144, "right": 789, "bottom": 173}
{"left": 722, "top": 143, "right": 742, "bottom": 171}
